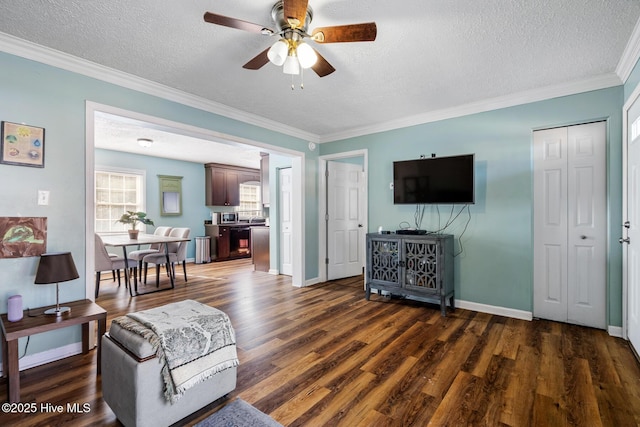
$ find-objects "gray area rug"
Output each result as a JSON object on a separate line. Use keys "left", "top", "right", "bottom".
{"left": 195, "top": 398, "right": 283, "bottom": 427}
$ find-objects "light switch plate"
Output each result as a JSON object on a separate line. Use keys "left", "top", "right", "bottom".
{"left": 38, "top": 190, "right": 50, "bottom": 205}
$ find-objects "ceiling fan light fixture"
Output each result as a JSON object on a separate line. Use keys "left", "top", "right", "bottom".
{"left": 267, "top": 39, "right": 288, "bottom": 66}
{"left": 283, "top": 55, "right": 300, "bottom": 75}
{"left": 296, "top": 42, "right": 317, "bottom": 68}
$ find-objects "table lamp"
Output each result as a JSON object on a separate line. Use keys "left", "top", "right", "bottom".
{"left": 34, "top": 252, "right": 79, "bottom": 316}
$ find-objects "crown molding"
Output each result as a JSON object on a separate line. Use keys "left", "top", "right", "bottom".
{"left": 616, "top": 16, "right": 640, "bottom": 83}
{"left": 0, "top": 31, "right": 628, "bottom": 146}
{"left": 319, "top": 73, "right": 623, "bottom": 143}
{"left": 0, "top": 32, "right": 319, "bottom": 143}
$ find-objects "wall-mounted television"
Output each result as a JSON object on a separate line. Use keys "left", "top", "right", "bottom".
{"left": 393, "top": 154, "right": 475, "bottom": 204}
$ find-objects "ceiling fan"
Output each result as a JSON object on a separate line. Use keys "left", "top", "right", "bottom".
{"left": 203, "top": 0, "right": 377, "bottom": 78}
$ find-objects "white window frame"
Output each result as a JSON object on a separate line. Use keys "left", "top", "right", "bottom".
{"left": 95, "top": 166, "right": 147, "bottom": 234}
{"left": 239, "top": 182, "right": 261, "bottom": 214}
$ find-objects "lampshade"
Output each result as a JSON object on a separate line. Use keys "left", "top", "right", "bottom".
{"left": 35, "top": 252, "right": 79, "bottom": 284}
{"left": 283, "top": 55, "right": 300, "bottom": 75}
{"left": 296, "top": 42, "right": 317, "bottom": 69}
{"left": 267, "top": 40, "right": 288, "bottom": 66}
{"left": 35, "top": 252, "right": 79, "bottom": 316}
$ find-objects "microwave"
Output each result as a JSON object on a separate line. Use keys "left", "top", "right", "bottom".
{"left": 217, "top": 212, "right": 238, "bottom": 224}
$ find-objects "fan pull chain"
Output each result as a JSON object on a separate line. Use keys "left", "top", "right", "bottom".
{"left": 291, "top": 74, "right": 295, "bottom": 90}
{"left": 300, "top": 68, "right": 304, "bottom": 90}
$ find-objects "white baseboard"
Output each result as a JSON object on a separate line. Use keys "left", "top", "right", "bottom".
{"left": 268, "top": 269, "right": 279, "bottom": 275}
{"left": 0, "top": 342, "right": 83, "bottom": 377}
{"left": 458, "top": 300, "right": 624, "bottom": 338}
{"left": 304, "top": 277, "right": 321, "bottom": 287}
{"left": 608, "top": 325, "right": 624, "bottom": 338}
{"left": 456, "top": 299, "right": 534, "bottom": 321}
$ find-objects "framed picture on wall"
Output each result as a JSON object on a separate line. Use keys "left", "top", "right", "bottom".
{"left": 0, "top": 121, "right": 45, "bottom": 168}
{"left": 0, "top": 217, "right": 47, "bottom": 258}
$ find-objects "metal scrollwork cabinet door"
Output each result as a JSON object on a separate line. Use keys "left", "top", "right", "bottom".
{"left": 365, "top": 233, "right": 454, "bottom": 316}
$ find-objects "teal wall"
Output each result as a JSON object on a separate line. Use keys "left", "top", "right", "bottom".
{"left": 320, "top": 88, "right": 624, "bottom": 325}
{"left": 0, "top": 46, "right": 635, "bottom": 362}
{"left": 95, "top": 149, "right": 211, "bottom": 259}
{"left": 0, "top": 51, "right": 315, "bottom": 359}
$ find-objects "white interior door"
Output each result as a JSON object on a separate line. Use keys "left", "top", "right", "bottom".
{"left": 279, "top": 167, "right": 293, "bottom": 276}
{"left": 625, "top": 96, "right": 640, "bottom": 353}
{"left": 534, "top": 121, "right": 606, "bottom": 329}
{"left": 326, "top": 161, "right": 364, "bottom": 280}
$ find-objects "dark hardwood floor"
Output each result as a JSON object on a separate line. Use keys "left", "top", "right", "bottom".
{"left": 2, "top": 259, "right": 640, "bottom": 426}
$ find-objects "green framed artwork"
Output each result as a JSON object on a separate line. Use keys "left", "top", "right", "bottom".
{"left": 1, "top": 121, "right": 45, "bottom": 168}
{"left": 158, "top": 175, "right": 183, "bottom": 216}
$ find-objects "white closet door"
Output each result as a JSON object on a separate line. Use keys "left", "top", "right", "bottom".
{"left": 534, "top": 122, "right": 606, "bottom": 329}
{"left": 566, "top": 122, "right": 606, "bottom": 328}
{"left": 534, "top": 127, "right": 569, "bottom": 322}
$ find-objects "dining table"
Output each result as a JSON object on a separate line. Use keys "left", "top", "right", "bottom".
{"left": 100, "top": 233, "right": 191, "bottom": 296}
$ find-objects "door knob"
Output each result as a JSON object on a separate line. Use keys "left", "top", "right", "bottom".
{"left": 620, "top": 237, "right": 631, "bottom": 244}
{"left": 580, "top": 235, "right": 587, "bottom": 240}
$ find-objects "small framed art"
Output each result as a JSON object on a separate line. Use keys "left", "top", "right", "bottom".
{"left": 1, "top": 121, "right": 45, "bottom": 168}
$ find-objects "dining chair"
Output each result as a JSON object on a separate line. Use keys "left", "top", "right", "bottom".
{"left": 95, "top": 234, "right": 138, "bottom": 298}
{"left": 108, "top": 253, "right": 119, "bottom": 281}
{"left": 127, "top": 226, "right": 172, "bottom": 281}
{"left": 142, "top": 227, "right": 191, "bottom": 287}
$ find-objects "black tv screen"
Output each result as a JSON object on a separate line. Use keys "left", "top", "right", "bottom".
{"left": 393, "top": 154, "right": 475, "bottom": 204}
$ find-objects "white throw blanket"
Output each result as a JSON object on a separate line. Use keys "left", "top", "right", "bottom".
{"left": 112, "top": 299, "right": 239, "bottom": 403}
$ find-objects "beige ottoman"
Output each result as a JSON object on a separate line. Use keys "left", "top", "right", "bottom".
{"left": 101, "top": 318, "right": 237, "bottom": 427}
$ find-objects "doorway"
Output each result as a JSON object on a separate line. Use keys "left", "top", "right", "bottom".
{"left": 623, "top": 89, "right": 640, "bottom": 355}
{"left": 278, "top": 167, "right": 293, "bottom": 276}
{"left": 533, "top": 121, "right": 607, "bottom": 329}
{"left": 318, "top": 150, "right": 368, "bottom": 283}
{"left": 85, "top": 102, "right": 307, "bottom": 293}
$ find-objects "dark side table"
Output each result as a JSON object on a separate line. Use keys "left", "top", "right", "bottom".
{"left": 0, "top": 299, "right": 107, "bottom": 403}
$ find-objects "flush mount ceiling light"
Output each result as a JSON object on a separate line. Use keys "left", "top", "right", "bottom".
{"left": 203, "top": 0, "right": 377, "bottom": 88}
{"left": 137, "top": 138, "right": 154, "bottom": 148}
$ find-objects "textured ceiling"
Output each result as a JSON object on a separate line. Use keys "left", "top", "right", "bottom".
{"left": 0, "top": 0, "right": 639, "bottom": 160}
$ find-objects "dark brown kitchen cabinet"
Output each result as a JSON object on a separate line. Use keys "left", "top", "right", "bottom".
{"left": 205, "top": 224, "right": 255, "bottom": 261}
{"left": 217, "top": 226, "right": 230, "bottom": 259}
{"left": 205, "top": 163, "right": 259, "bottom": 206}
{"left": 240, "top": 170, "right": 260, "bottom": 184}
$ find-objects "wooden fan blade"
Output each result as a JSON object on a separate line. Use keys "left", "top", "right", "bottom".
{"left": 243, "top": 48, "right": 271, "bottom": 70}
{"left": 312, "top": 22, "right": 377, "bottom": 43}
{"left": 283, "top": 0, "right": 309, "bottom": 28}
{"left": 204, "top": 12, "right": 274, "bottom": 35}
{"left": 311, "top": 49, "right": 335, "bottom": 77}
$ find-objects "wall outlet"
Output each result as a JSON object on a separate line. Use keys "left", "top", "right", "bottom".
{"left": 38, "top": 190, "right": 50, "bottom": 205}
